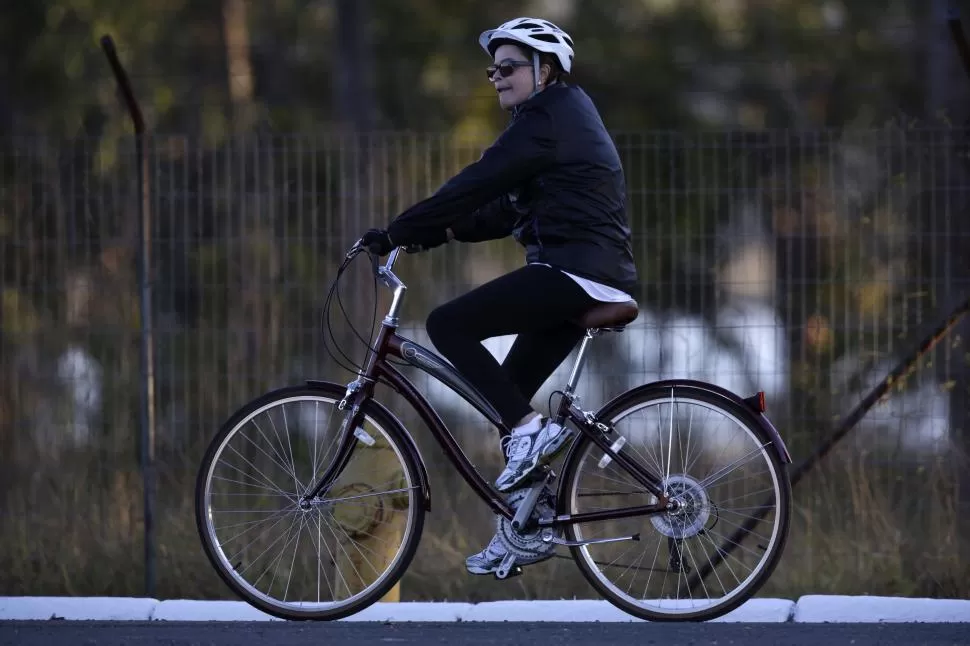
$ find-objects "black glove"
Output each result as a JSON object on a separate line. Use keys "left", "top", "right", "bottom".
{"left": 361, "top": 228, "right": 394, "bottom": 256}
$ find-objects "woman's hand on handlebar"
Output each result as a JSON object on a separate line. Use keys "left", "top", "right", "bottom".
{"left": 361, "top": 228, "right": 395, "bottom": 256}
{"left": 359, "top": 226, "right": 453, "bottom": 257}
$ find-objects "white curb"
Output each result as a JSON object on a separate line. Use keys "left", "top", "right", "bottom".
{"left": 792, "top": 595, "right": 970, "bottom": 623}
{"left": 151, "top": 599, "right": 476, "bottom": 622}
{"left": 0, "top": 597, "right": 158, "bottom": 621}
{"left": 1, "top": 596, "right": 969, "bottom": 623}
{"left": 456, "top": 599, "right": 795, "bottom": 622}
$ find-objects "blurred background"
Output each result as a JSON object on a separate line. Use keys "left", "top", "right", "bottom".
{"left": 2, "top": 0, "right": 970, "bottom": 603}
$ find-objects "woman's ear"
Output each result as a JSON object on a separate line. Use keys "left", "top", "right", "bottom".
{"left": 539, "top": 63, "right": 552, "bottom": 85}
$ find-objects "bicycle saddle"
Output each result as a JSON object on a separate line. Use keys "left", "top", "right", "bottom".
{"left": 574, "top": 300, "right": 639, "bottom": 330}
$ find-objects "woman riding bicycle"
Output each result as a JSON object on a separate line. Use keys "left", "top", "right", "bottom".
{"left": 361, "top": 16, "right": 638, "bottom": 575}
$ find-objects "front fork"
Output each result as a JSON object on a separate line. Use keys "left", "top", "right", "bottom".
{"left": 304, "top": 306, "right": 395, "bottom": 504}
{"left": 301, "top": 378, "right": 371, "bottom": 504}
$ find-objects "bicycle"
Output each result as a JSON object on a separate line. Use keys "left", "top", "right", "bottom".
{"left": 195, "top": 240, "right": 793, "bottom": 623}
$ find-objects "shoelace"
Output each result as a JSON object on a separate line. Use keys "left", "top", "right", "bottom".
{"left": 500, "top": 433, "right": 533, "bottom": 463}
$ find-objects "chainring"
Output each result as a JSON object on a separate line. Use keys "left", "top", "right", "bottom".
{"left": 495, "top": 487, "right": 552, "bottom": 559}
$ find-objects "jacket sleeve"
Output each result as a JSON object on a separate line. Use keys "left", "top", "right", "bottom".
{"left": 449, "top": 194, "right": 522, "bottom": 243}
{"left": 386, "top": 109, "right": 555, "bottom": 246}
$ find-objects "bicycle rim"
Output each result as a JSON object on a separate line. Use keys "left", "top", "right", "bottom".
{"left": 196, "top": 388, "right": 424, "bottom": 620}
{"left": 562, "top": 386, "right": 791, "bottom": 622}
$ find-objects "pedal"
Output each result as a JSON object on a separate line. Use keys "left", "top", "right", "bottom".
{"left": 494, "top": 552, "right": 520, "bottom": 580}
{"left": 541, "top": 530, "right": 640, "bottom": 547}
{"left": 493, "top": 565, "right": 523, "bottom": 581}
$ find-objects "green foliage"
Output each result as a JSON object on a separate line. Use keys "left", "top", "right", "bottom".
{"left": 0, "top": 0, "right": 948, "bottom": 138}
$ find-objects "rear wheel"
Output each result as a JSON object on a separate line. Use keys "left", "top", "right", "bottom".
{"left": 195, "top": 383, "right": 426, "bottom": 620}
{"left": 559, "top": 383, "right": 791, "bottom": 622}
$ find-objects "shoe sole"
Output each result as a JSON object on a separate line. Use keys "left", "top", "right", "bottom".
{"left": 496, "top": 428, "right": 574, "bottom": 493}
{"left": 465, "top": 551, "right": 555, "bottom": 576}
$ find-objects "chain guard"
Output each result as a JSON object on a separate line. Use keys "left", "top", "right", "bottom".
{"left": 495, "top": 487, "right": 552, "bottom": 559}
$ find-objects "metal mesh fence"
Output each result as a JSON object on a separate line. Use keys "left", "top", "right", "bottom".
{"left": 1, "top": 126, "right": 968, "bottom": 599}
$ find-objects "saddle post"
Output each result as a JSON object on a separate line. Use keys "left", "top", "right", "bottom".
{"left": 562, "top": 299, "right": 639, "bottom": 404}
{"left": 564, "top": 328, "right": 598, "bottom": 398}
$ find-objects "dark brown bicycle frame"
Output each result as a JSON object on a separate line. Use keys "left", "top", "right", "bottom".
{"left": 303, "top": 250, "right": 670, "bottom": 526}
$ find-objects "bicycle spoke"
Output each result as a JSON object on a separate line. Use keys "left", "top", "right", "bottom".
{"left": 565, "top": 388, "right": 789, "bottom": 621}
{"left": 198, "top": 390, "right": 421, "bottom": 619}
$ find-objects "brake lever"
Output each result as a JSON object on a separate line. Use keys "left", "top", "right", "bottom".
{"left": 345, "top": 239, "right": 364, "bottom": 260}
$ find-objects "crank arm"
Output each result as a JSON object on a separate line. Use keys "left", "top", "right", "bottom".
{"left": 494, "top": 552, "right": 521, "bottom": 580}
{"left": 542, "top": 530, "right": 640, "bottom": 547}
{"left": 511, "top": 468, "right": 555, "bottom": 531}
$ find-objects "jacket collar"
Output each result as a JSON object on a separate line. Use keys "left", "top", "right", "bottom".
{"left": 511, "top": 81, "right": 569, "bottom": 119}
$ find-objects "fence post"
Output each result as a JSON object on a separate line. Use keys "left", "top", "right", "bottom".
{"left": 100, "top": 35, "right": 157, "bottom": 598}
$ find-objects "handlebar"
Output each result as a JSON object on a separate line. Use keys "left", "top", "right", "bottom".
{"left": 325, "top": 240, "right": 412, "bottom": 365}
{"left": 341, "top": 239, "right": 410, "bottom": 322}
{"left": 345, "top": 239, "right": 417, "bottom": 276}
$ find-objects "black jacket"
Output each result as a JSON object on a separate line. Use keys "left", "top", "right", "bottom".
{"left": 386, "top": 82, "right": 638, "bottom": 293}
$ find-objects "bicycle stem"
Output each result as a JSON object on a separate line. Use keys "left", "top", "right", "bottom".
{"left": 384, "top": 246, "right": 403, "bottom": 271}
{"left": 369, "top": 246, "right": 408, "bottom": 326}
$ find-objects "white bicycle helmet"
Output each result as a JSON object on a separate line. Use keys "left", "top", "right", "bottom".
{"left": 478, "top": 17, "right": 575, "bottom": 74}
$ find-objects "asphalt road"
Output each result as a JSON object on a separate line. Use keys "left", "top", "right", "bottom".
{"left": 1, "top": 621, "right": 967, "bottom": 646}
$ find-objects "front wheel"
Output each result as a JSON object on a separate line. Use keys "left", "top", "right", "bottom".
{"left": 195, "top": 383, "right": 427, "bottom": 621}
{"left": 559, "top": 383, "right": 791, "bottom": 622}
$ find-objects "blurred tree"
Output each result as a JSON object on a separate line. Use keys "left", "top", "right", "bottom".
{"left": 223, "top": 0, "right": 257, "bottom": 132}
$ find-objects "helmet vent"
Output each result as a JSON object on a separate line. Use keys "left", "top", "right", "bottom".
{"left": 530, "top": 34, "right": 561, "bottom": 44}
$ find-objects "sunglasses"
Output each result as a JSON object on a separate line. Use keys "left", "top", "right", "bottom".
{"left": 486, "top": 60, "right": 532, "bottom": 81}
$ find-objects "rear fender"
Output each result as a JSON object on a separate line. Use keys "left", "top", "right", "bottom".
{"left": 596, "top": 379, "right": 793, "bottom": 465}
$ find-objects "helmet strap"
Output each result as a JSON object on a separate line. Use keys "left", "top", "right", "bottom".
{"left": 528, "top": 51, "right": 541, "bottom": 99}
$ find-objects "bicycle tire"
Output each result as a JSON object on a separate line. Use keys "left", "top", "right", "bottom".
{"left": 558, "top": 382, "right": 792, "bottom": 622}
{"left": 195, "top": 382, "right": 427, "bottom": 621}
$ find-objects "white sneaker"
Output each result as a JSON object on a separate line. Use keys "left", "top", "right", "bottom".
{"left": 465, "top": 485, "right": 557, "bottom": 575}
{"left": 494, "top": 416, "right": 573, "bottom": 492}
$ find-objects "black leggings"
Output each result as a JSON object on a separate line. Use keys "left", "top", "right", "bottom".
{"left": 425, "top": 264, "right": 597, "bottom": 434}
